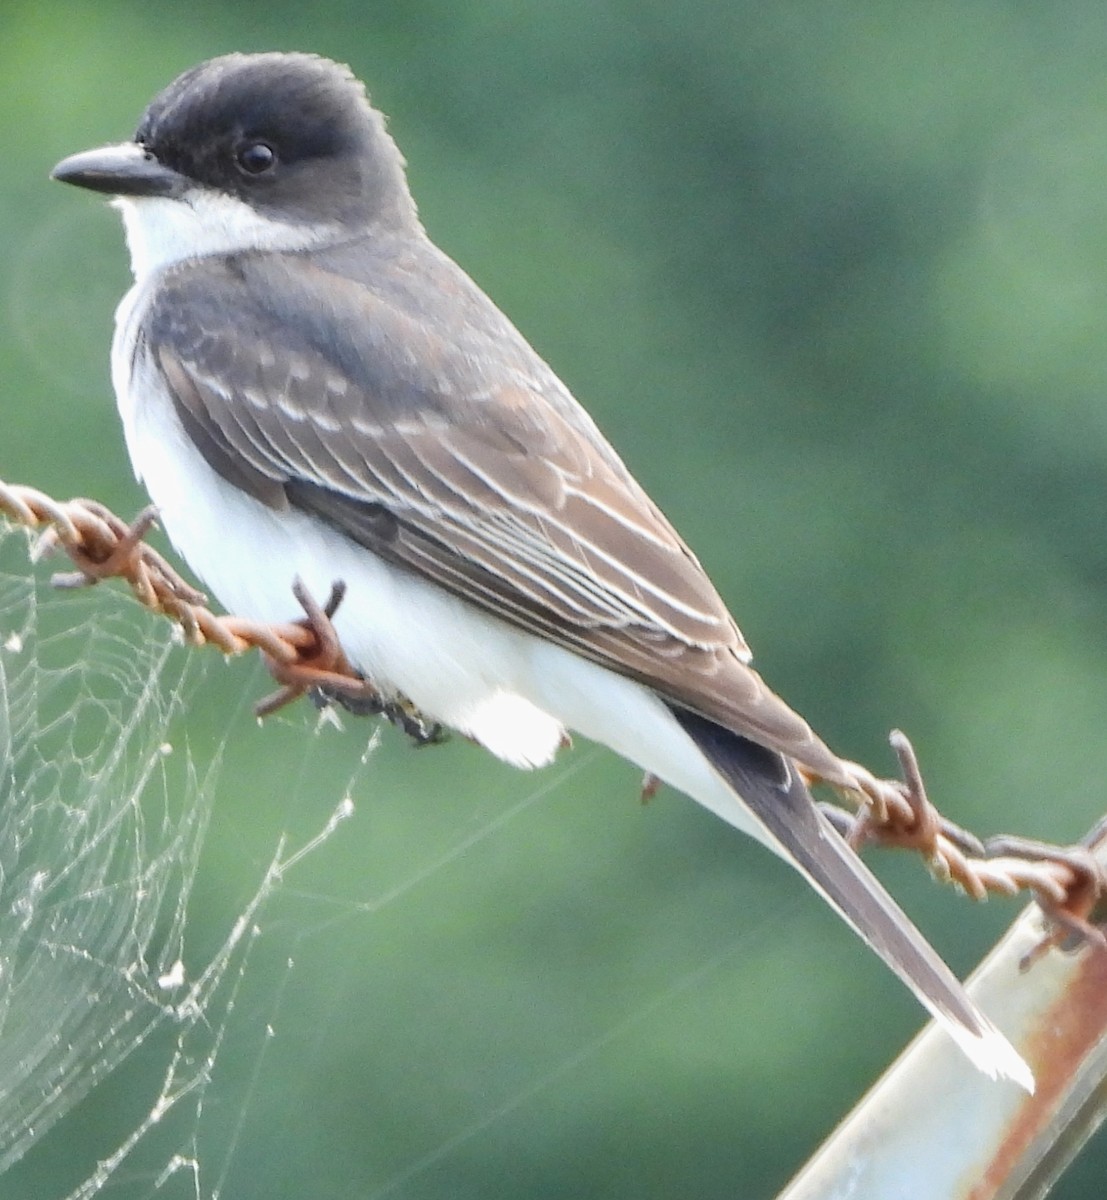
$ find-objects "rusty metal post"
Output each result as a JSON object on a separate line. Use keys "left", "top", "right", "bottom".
{"left": 777, "top": 832, "right": 1107, "bottom": 1199}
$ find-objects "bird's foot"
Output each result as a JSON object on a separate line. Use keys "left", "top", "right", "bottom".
{"left": 311, "top": 684, "right": 448, "bottom": 747}
{"left": 383, "top": 697, "right": 449, "bottom": 747}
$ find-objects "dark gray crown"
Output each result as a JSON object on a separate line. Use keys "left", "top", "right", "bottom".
{"left": 135, "top": 52, "right": 417, "bottom": 229}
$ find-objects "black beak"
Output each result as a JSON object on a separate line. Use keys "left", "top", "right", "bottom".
{"left": 51, "top": 142, "right": 186, "bottom": 198}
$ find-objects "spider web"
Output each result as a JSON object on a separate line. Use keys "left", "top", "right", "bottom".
{"left": 0, "top": 525, "right": 357, "bottom": 1198}
{"left": 0, "top": 520, "right": 816, "bottom": 1200}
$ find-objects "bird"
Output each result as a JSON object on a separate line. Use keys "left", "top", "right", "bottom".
{"left": 51, "top": 51, "right": 1031, "bottom": 1090}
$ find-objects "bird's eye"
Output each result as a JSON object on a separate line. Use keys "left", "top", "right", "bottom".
{"left": 235, "top": 140, "right": 277, "bottom": 175}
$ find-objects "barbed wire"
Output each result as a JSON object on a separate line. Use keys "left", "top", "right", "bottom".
{"left": 0, "top": 480, "right": 438, "bottom": 734}
{"left": 0, "top": 477, "right": 1103, "bottom": 954}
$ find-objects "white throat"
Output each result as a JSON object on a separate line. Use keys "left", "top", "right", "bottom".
{"left": 113, "top": 188, "right": 340, "bottom": 280}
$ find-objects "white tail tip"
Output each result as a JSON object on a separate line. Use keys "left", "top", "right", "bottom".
{"left": 948, "top": 1020, "right": 1035, "bottom": 1094}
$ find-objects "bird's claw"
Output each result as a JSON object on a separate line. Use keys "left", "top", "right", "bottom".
{"left": 310, "top": 686, "right": 447, "bottom": 746}
{"left": 384, "top": 697, "right": 449, "bottom": 747}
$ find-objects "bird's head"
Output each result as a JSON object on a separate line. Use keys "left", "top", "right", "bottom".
{"left": 51, "top": 52, "right": 419, "bottom": 278}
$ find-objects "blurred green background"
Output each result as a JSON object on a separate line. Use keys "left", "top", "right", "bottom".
{"left": 4, "top": 0, "right": 1107, "bottom": 1195}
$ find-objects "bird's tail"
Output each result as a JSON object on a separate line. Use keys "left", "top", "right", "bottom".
{"left": 672, "top": 709, "right": 1034, "bottom": 1092}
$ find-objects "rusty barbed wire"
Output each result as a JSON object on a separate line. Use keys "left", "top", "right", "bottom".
{"left": 0, "top": 477, "right": 1103, "bottom": 947}
{"left": 0, "top": 479, "right": 383, "bottom": 715}
{"left": 822, "top": 735, "right": 1107, "bottom": 966}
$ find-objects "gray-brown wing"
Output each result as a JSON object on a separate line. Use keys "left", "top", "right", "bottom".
{"left": 147, "top": 250, "right": 843, "bottom": 778}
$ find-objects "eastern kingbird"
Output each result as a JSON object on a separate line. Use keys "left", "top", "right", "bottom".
{"left": 52, "top": 52, "right": 1031, "bottom": 1089}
